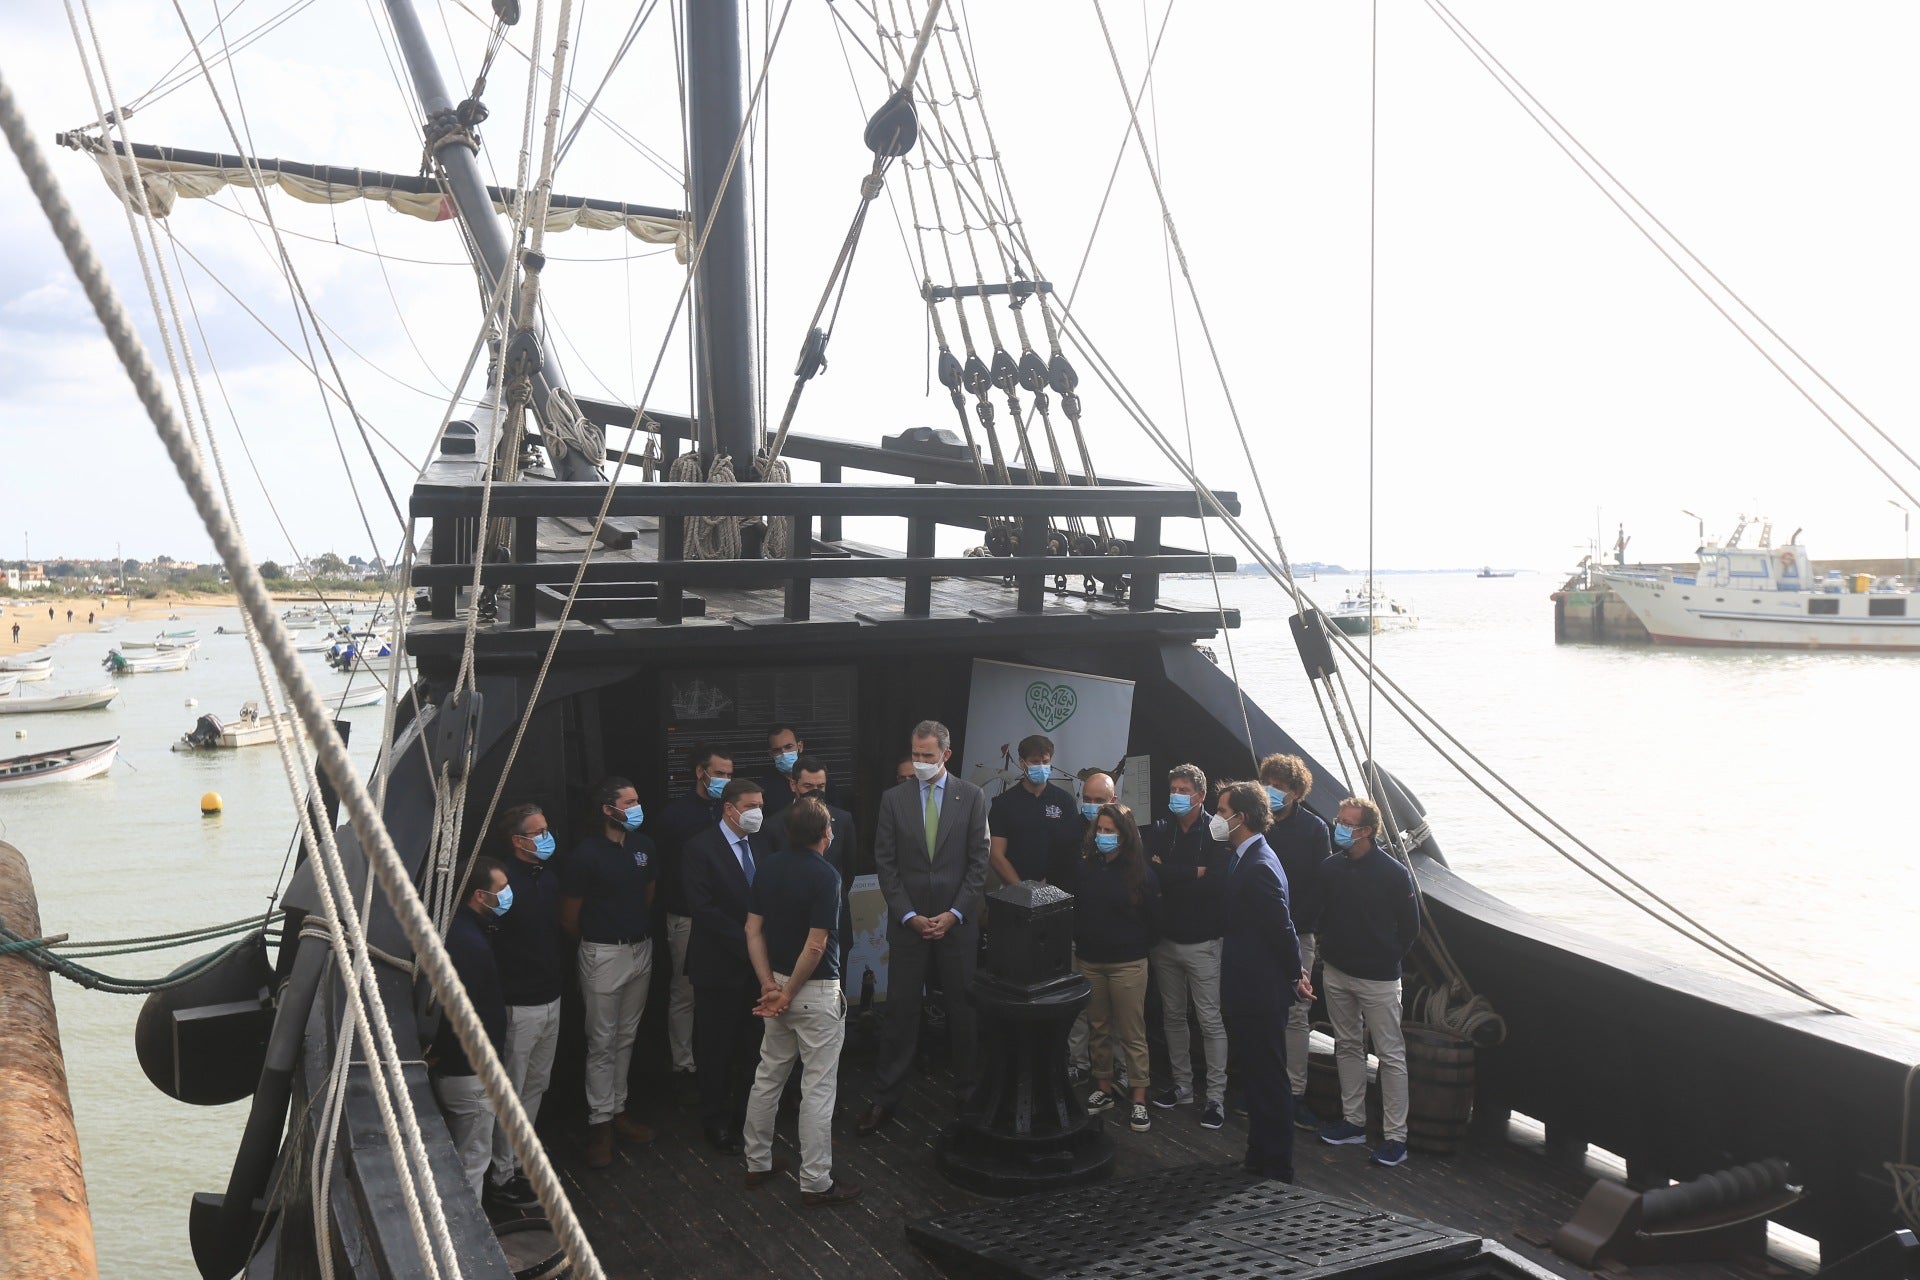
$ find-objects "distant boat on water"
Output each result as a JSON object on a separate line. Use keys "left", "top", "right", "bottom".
{"left": 1477, "top": 566, "right": 1516, "bottom": 578}
{"left": 104, "top": 648, "right": 192, "bottom": 674}
{"left": 0, "top": 686, "right": 120, "bottom": 715}
{"left": 0, "top": 737, "right": 119, "bottom": 788}
{"left": 1330, "top": 582, "right": 1419, "bottom": 635}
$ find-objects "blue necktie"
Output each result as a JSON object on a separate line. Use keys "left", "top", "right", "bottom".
{"left": 737, "top": 837, "right": 756, "bottom": 885}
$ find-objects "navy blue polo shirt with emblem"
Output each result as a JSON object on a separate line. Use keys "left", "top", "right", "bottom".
{"left": 990, "top": 782, "right": 1079, "bottom": 882}
{"left": 748, "top": 848, "right": 843, "bottom": 985}
{"left": 560, "top": 830, "right": 656, "bottom": 944}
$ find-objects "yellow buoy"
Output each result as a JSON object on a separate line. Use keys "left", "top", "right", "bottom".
{"left": 200, "top": 792, "right": 223, "bottom": 815}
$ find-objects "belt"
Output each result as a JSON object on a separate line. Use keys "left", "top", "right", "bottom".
{"left": 774, "top": 973, "right": 841, "bottom": 986}
{"left": 584, "top": 934, "right": 648, "bottom": 946}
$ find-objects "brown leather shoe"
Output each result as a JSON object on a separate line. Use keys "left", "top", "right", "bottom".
{"left": 854, "top": 1105, "right": 893, "bottom": 1137}
{"left": 743, "top": 1157, "right": 791, "bottom": 1189}
{"left": 612, "top": 1112, "right": 656, "bottom": 1146}
{"left": 583, "top": 1122, "right": 615, "bottom": 1169}
{"left": 801, "top": 1181, "right": 863, "bottom": 1207}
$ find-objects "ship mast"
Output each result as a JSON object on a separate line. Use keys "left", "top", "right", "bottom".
{"left": 381, "top": 0, "right": 601, "bottom": 482}
{"left": 685, "top": 0, "right": 763, "bottom": 473}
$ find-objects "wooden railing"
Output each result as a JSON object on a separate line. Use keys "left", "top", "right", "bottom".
{"left": 409, "top": 481, "right": 1240, "bottom": 627}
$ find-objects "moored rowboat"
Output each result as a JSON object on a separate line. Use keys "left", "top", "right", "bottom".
{"left": 0, "top": 737, "right": 119, "bottom": 788}
{"left": 0, "top": 687, "right": 120, "bottom": 715}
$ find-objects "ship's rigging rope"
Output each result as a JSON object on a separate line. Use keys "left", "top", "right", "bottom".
{"left": 2, "top": 61, "right": 614, "bottom": 1280}
{"left": 1422, "top": 0, "right": 1920, "bottom": 506}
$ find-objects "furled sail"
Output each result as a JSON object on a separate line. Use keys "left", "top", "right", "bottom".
{"left": 67, "top": 136, "right": 688, "bottom": 259}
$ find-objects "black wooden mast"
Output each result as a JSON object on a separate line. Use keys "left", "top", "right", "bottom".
{"left": 685, "top": 0, "right": 764, "bottom": 472}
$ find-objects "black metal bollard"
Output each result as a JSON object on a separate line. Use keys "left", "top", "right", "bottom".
{"left": 933, "top": 882, "right": 1115, "bottom": 1195}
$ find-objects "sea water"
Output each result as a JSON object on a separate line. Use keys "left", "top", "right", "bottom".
{"left": 1, "top": 581, "right": 1913, "bottom": 1276}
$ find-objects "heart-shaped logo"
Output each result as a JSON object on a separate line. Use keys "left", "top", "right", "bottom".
{"left": 1025, "top": 681, "right": 1078, "bottom": 732}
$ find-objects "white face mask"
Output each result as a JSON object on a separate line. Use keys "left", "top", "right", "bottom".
{"left": 1208, "top": 813, "right": 1234, "bottom": 843}
{"left": 912, "top": 759, "right": 942, "bottom": 782}
{"left": 737, "top": 807, "right": 764, "bottom": 835}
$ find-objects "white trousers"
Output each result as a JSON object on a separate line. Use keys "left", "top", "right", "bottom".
{"left": 1152, "top": 937, "right": 1228, "bottom": 1103}
{"left": 1286, "top": 933, "right": 1318, "bottom": 1096}
{"left": 743, "top": 976, "right": 847, "bottom": 1194}
{"left": 665, "top": 913, "right": 696, "bottom": 1072}
{"left": 1324, "top": 960, "right": 1408, "bottom": 1141}
{"left": 579, "top": 940, "right": 652, "bottom": 1125}
{"left": 432, "top": 1073, "right": 493, "bottom": 1202}
{"left": 489, "top": 998, "right": 561, "bottom": 1184}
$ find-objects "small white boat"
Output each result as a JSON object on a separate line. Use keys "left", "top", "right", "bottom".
{"left": 105, "top": 648, "right": 192, "bottom": 674}
{"left": 0, "top": 675, "right": 15, "bottom": 698}
{"left": 294, "top": 634, "right": 336, "bottom": 653}
{"left": 1330, "top": 583, "right": 1419, "bottom": 636}
{"left": 11, "top": 665, "right": 53, "bottom": 683}
{"left": 282, "top": 608, "right": 322, "bottom": 627}
{"left": 176, "top": 701, "right": 304, "bottom": 751}
{"left": 0, "top": 686, "right": 120, "bottom": 715}
{"left": 160, "top": 628, "right": 199, "bottom": 640}
{"left": 119, "top": 638, "right": 162, "bottom": 650}
{"left": 328, "top": 686, "right": 385, "bottom": 711}
{"left": 0, "top": 737, "right": 119, "bottom": 788}
{"left": 0, "top": 651, "right": 53, "bottom": 672}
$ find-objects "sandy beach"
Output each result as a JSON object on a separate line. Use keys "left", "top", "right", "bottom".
{"left": 0, "top": 590, "right": 388, "bottom": 655}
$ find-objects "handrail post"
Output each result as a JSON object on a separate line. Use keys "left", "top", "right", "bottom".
{"left": 429, "top": 515, "right": 456, "bottom": 620}
{"left": 784, "top": 511, "right": 812, "bottom": 622}
{"left": 905, "top": 515, "right": 935, "bottom": 617}
{"left": 818, "top": 463, "right": 842, "bottom": 543}
{"left": 1131, "top": 514, "right": 1161, "bottom": 612}
{"left": 659, "top": 512, "right": 685, "bottom": 625}
{"left": 1017, "top": 514, "right": 1047, "bottom": 613}
{"left": 510, "top": 516, "right": 538, "bottom": 627}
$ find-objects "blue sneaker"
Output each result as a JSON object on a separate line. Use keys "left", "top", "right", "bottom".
{"left": 1292, "top": 1097, "right": 1321, "bottom": 1131}
{"left": 1370, "top": 1139, "right": 1409, "bottom": 1167}
{"left": 1319, "top": 1120, "right": 1368, "bottom": 1146}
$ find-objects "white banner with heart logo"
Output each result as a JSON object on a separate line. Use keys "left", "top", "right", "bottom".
{"left": 959, "top": 658, "right": 1138, "bottom": 804}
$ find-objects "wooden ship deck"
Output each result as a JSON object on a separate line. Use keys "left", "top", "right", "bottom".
{"left": 519, "top": 1055, "right": 1795, "bottom": 1280}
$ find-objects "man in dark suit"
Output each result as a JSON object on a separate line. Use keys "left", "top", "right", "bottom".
{"left": 1212, "top": 780, "right": 1311, "bottom": 1181}
{"left": 857, "top": 719, "right": 991, "bottom": 1135}
{"left": 683, "top": 778, "right": 774, "bottom": 1152}
{"left": 788, "top": 753, "right": 858, "bottom": 962}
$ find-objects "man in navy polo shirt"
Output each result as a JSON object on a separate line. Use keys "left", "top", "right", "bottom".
{"left": 560, "top": 776, "right": 656, "bottom": 1169}
{"left": 485, "top": 803, "right": 565, "bottom": 1209}
{"left": 430, "top": 856, "right": 509, "bottom": 1203}
{"left": 987, "top": 733, "right": 1078, "bottom": 887}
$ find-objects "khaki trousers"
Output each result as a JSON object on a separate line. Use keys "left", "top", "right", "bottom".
{"left": 488, "top": 998, "right": 560, "bottom": 1185}
{"left": 1077, "top": 957, "right": 1150, "bottom": 1087}
{"left": 1286, "top": 933, "right": 1318, "bottom": 1096}
{"left": 743, "top": 976, "right": 847, "bottom": 1194}
{"left": 1324, "top": 960, "right": 1408, "bottom": 1142}
{"left": 579, "top": 940, "right": 652, "bottom": 1126}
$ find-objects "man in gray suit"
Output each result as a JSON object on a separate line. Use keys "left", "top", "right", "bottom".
{"left": 856, "top": 719, "right": 991, "bottom": 1135}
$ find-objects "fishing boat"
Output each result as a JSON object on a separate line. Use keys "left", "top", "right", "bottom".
{"left": 1330, "top": 582, "right": 1419, "bottom": 635}
{"left": 15, "top": 4, "right": 1919, "bottom": 1280}
{"left": 0, "top": 650, "right": 53, "bottom": 672}
{"left": 326, "top": 685, "right": 386, "bottom": 712}
{"left": 0, "top": 737, "right": 119, "bottom": 788}
{"left": 10, "top": 663, "right": 54, "bottom": 683}
{"left": 175, "top": 701, "right": 305, "bottom": 751}
{"left": 1598, "top": 517, "right": 1920, "bottom": 651}
{"left": 0, "top": 686, "right": 121, "bottom": 715}
{"left": 103, "top": 647, "right": 192, "bottom": 674}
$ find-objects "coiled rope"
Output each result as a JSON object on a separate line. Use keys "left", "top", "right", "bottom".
{"left": 669, "top": 450, "right": 743, "bottom": 559}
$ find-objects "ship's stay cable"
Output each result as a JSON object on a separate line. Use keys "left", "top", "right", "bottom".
{"left": 2, "top": 73, "right": 612, "bottom": 1280}
{"left": 1046, "top": 300, "right": 1840, "bottom": 1013}
{"left": 117, "top": 0, "right": 320, "bottom": 118}
{"left": 49, "top": 19, "right": 459, "bottom": 1275}
{"left": 458, "top": 0, "right": 800, "bottom": 935}
{"left": 1423, "top": 0, "right": 1920, "bottom": 507}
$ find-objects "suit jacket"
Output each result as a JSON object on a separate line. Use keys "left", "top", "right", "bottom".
{"left": 823, "top": 801, "right": 859, "bottom": 891}
{"left": 873, "top": 772, "right": 990, "bottom": 927}
{"left": 1219, "top": 834, "right": 1303, "bottom": 1018}
{"left": 683, "top": 822, "right": 774, "bottom": 986}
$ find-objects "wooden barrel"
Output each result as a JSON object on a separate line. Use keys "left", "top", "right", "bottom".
{"left": 1402, "top": 1022, "right": 1474, "bottom": 1155}
{"left": 495, "top": 1218, "right": 569, "bottom": 1279}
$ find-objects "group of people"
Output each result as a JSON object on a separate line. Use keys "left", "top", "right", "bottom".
{"left": 426, "top": 717, "right": 1425, "bottom": 1217}
{"left": 971, "top": 735, "right": 1423, "bottom": 1176}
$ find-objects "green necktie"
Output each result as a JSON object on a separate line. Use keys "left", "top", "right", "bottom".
{"left": 923, "top": 781, "right": 940, "bottom": 856}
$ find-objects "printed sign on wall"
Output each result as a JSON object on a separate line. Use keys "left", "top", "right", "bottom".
{"left": 959, "top": 659, "right": 1137, "bottom": 803}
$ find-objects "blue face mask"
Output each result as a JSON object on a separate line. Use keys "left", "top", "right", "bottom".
{"left": 1167, "top": 793, "right": 1194, "bottom": 815}
{"left": 488, "top": 883, "right": 514, "bottom": 916}
{"left": 1267, "top": 786, "right": 1289, "bottom": 812}
{"left": 620, "top": 804, "right": 644, "bottom": 830}
{"left": 1025, "top": 764, "right": 1050, "bottom": 786}
{"left": 705, "top": 776, "right": 727, "bottom": 801}
{"left": 1333, "top": 822, "right": 1356, "bottom": 850}
{"left": 774, "top": 750, "right": 798, "bottom": 774}
{"left": 1080, "top": 802, "right": 1100, "bottom": 821}
{"left": 530, "top": 832, "right": 555, "bottom": 860}
{"left": 1094, "top": 833, "right": 1120, "bottom": 854}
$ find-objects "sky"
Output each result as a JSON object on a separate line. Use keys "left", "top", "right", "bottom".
{"left": 3, "top": 1, "right": 1919, "bottom": 572}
